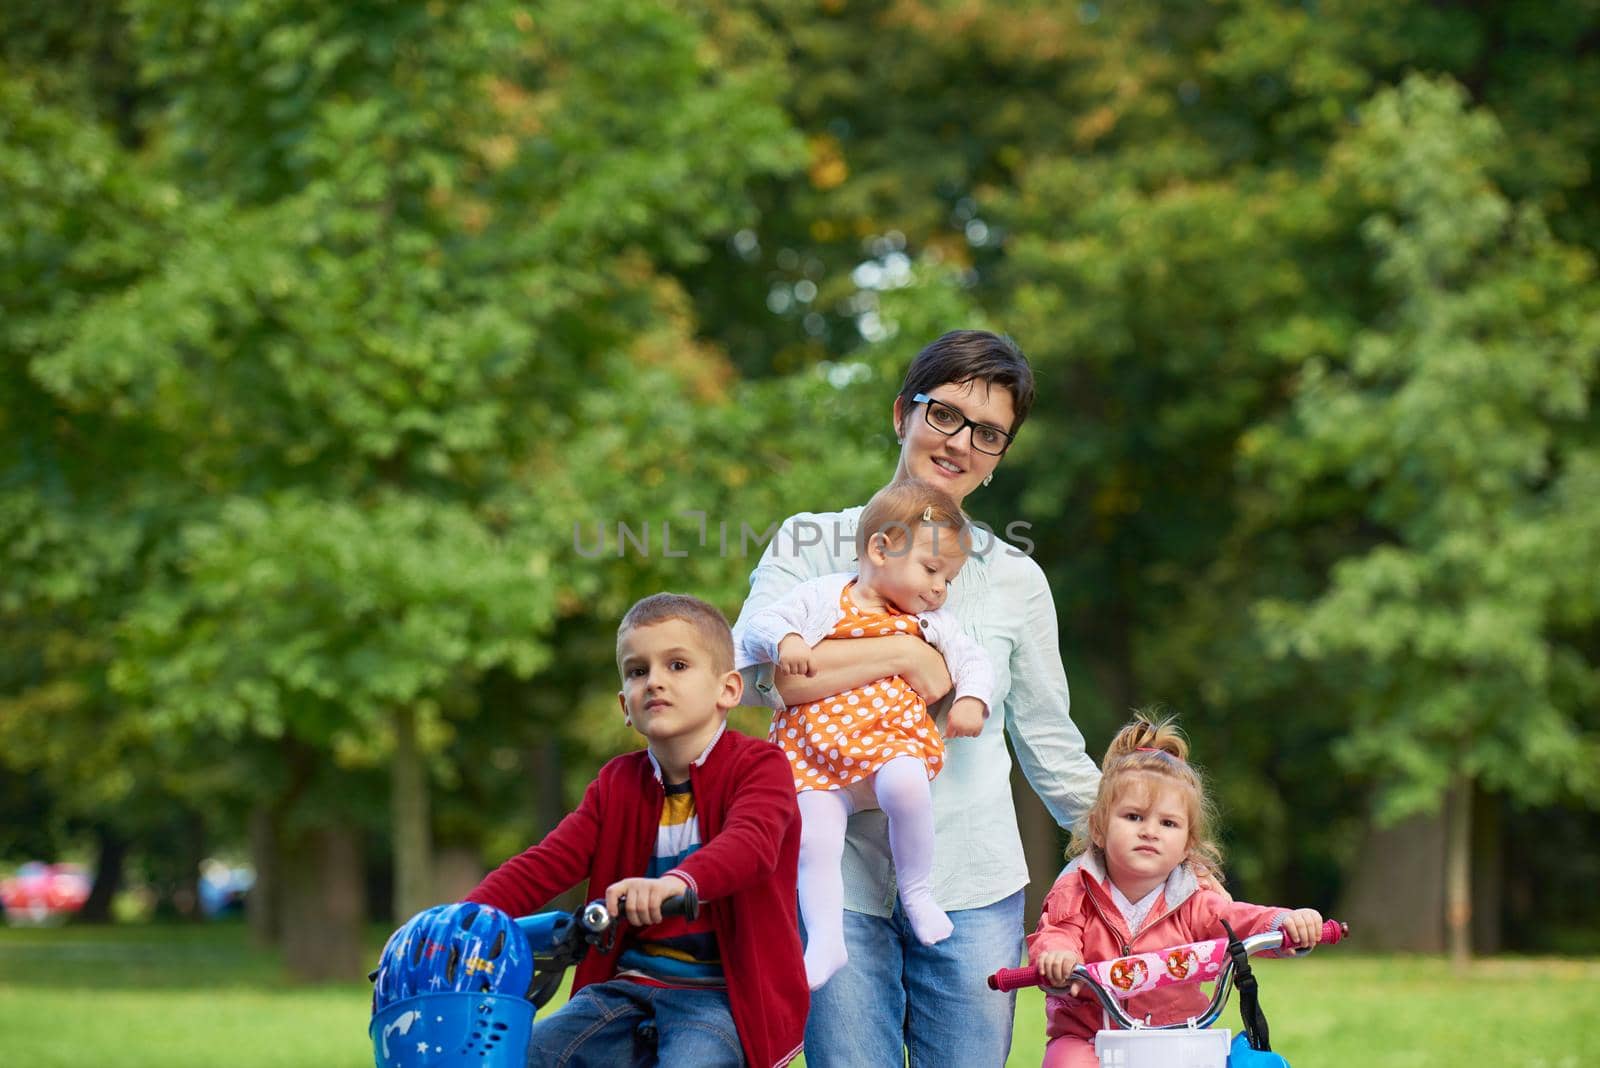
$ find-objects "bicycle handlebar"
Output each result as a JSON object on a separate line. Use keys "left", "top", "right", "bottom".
{"left": 575, "top": 889, "right": 700, "bottom": 935}
{"left": 517, "top": 890, "right": 700, "bottom": 957}
{"left": 988, "top": 920, "right": 1347, "bottom": 1031}
{"left": 518, "top": 891, "right": 699, "bottom": 1011}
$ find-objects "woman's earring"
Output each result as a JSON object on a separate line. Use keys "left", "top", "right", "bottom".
{"left": 982, "top": 473, "right": 993, "bottom": 487}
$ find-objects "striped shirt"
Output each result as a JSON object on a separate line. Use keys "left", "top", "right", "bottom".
{"left": 615, "top": 779, "right": 725, "bottom": 987}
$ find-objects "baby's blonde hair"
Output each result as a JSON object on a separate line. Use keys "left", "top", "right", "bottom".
{"left": 1068, "top": 712, "right": 1225, "bottom": 880}
{"left": 854, "top": 478, "right": 967, "bottom": 560}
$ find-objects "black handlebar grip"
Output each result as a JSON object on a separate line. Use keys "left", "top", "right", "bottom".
{"left": 661, "top": 887, "right": 699, "bottom": 921}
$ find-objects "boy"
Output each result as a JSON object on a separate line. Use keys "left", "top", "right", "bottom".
{"left": 466, "top": 593, "right": 807, "bottom": 1068}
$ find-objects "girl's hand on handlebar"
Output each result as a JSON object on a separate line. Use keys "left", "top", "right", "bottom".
{"left": 1280, "top": 908, "right": 1324, "bottom": 949}
{"left": 1035, "top": 949, "right": 1082, "bottom": 993}
{"left": 605, "top": 875, "right": 689, "bottom": 928}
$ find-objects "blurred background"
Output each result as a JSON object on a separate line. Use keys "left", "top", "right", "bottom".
{"left": 3, "top": 0, "right": 1597, "bottom": 1030}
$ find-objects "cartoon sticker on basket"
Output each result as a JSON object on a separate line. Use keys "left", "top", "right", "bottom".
{"left": 1165, "top": 948, "right": 1199, "bottom": 981}
{"left": 380, "top": 1010, "right": 423, "bottom": 1061}
{"left": 1108, "top": 957, "right": 1148, "bottom": 992}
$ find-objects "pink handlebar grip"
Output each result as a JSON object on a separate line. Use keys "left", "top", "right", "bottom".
{"left": 987, "top": 965, "right": 1042, "bottom": 992}
{"left": 1317, "top": 919, "right": 1348, "bottom": 946}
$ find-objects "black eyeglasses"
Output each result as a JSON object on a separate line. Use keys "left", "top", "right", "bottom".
{"left": 912, "top": 393, "right": 1014, "bottom": 455}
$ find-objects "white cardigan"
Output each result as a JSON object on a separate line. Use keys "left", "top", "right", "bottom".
{"left": 735, "top": 571, "right": 995, "bottom": 716}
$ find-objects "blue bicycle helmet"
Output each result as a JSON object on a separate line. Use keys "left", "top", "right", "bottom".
{"left": 373, "top": 902, "right": 534, "bottom": 1011}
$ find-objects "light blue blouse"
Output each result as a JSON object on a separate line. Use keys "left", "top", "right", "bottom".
{"left": 731, "top": 506, "right": 1101, "bottom": 915}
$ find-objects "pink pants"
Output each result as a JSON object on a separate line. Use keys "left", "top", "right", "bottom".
{"left": 1041, "top": 1035, "right": 1099, "bottom": 1068}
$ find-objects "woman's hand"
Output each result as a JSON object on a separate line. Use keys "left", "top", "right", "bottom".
{"left": 895, "top": 636, "right": 953, "bottom": 703}
{"left": 777, "top": 634, "right": 815, "bottom": 677}
{"left": 768, "top": 634, "right": 951, "bottom": 706}
{"left": 944, "top": 696, "right": 986, "bottom": 738}
{"left": 1035, "top": 949, "right": 1082, "bottom": 991}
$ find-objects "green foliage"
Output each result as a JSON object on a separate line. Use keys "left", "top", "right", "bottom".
{"left": 4, "top": 0, "right": 1598, "bottom": 945}
{"left": 111, "top": 493, "right": 555, "bottom": 745}
{"left": 3, "top": 0, "right": 807, "bottom": 870}
{"left": 1249, "top": 76, "right": 1600, "bottom": 819}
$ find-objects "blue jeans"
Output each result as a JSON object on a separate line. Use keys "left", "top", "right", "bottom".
{"left": 803, "top": 890, "right": 1026, "bottom": 1067}
{"left": 528, "top": 979, "right": 744, "bottom": 1067}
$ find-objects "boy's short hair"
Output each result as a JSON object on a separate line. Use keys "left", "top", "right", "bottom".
{"left": 855, "top": 478, "right": 968, "bottom": 558}
{"left": 617, "top": 593, "right": 735, "bottom": 673}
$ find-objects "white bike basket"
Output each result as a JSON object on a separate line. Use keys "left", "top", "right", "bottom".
{"left": 1094, "top": 1026, "right": 1231, "bottom": 1068}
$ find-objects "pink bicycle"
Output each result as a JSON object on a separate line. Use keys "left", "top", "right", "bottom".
{"left": 989, "top": 919, "right": 1349, "bottom": 1068}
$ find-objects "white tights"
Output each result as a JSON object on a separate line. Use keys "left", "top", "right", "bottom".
{"left": 795, "top": 756, "right": 953, "bottom": 990}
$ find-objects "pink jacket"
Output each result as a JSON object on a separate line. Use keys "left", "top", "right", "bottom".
{"left": 1026, "top": 853, "right": 1288, "bottom": 1041}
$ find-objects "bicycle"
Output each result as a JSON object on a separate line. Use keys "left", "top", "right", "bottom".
{"left": 989, "top": 918, "right": 1348, "bottom": 1067}
{"left": 369, "top": 891, "right": 698, "bottom": 1067}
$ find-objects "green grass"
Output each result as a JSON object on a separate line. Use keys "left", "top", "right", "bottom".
{"left": 3, "top": 923, "right": 1598, "bottom": 1067}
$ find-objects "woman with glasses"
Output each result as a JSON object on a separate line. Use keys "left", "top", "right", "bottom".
{"left": 732, "top": 329, "right": 1100, "bottom": 1067}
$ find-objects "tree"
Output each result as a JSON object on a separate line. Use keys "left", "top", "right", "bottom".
{"left": 16, "top": 0, "right": 805, "bottom": 974}
{"left": 1248, "top": 76, "right": 1600, "bottom": 960}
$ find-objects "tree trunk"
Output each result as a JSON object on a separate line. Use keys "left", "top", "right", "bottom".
{"left": 281, "top": 823, "right": 365, "bottom": 981}
{"left": 73, "top": 825, "right": 126, "bottom": 924}
{"left": 154, "top": 809, "right": 206, "bottom": 921}
{"left": 529, "top": 737, "right": 581, "bottom": 913}
{"left": 1471, "top": 787, "right": 1502, "bottom": 954}
{"left": 434, "top": 845, "right": 484, "bottom": 903}
{"left": 1338, "top": 802, "right": 1446, "bottom": 951}
{"left": 1445, "top": 772, "right": 1473, "bottom": 965}
{"left": 247, "top": 804, "right": 280, "bottom": 946}
{"left": 392, "top": 704, "right": 434, "bottom": 923}
{"left": 1084, "top": 604, "right": 1136, "bottom": 724}
{"left": 533, "top": 737, "right": 566, "bottom": 839}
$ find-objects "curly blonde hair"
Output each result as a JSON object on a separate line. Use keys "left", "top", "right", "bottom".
{"left": 1068, "top": 712, "right": 1225, "bottom": 881}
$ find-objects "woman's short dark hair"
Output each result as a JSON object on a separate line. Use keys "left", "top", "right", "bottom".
{"left": 896, "top": 330, "right": 1035, "bottom": 436}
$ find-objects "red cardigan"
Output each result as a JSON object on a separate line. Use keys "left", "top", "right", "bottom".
{"left": 466, "top": 728, "right": 807, "bottom": 1068}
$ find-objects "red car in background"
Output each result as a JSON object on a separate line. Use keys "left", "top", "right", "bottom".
{"left": 0, "top": 862, "right": 92, "bottom": 924}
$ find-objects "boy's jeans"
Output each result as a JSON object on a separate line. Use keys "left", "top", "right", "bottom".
{"left": 528, "top": 979, "right": 743, "bottom": 1067}
{"left": 803, "top": 890, "right": 1026, "bottom": 1067}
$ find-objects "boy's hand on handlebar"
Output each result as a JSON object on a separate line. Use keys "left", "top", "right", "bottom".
{"left": 1280, "top": 908, "right": 1324, "bottom": 948}
{"left": 1035, "top": 949, "right": 1082, "bottom": 993}
{"left": 944, "top": 697, "right": 986, "bottom": 738}
{"left": 777, "top": 634, "right": 815, "bottom": 677}
{"left": 605, "top": 875, "right": 689, "bottom": 928}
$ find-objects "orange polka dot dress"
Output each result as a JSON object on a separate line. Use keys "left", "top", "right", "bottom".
{"left": 770, "top": 581, "right": 945, "bottom": 793}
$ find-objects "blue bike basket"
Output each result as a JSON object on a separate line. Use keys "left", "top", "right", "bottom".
{"left": 1229, "top": 1032, "right": 1290, "bottom": 1067}
{"left": 371, "top": 992, "right": 533, "bottom": 1067}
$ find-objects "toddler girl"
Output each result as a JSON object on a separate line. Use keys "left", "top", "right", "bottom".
{"left": 736, "top": 478, "right": 993, "bottom": 989}
{"left": 1028, "top": 714, "right": 1324, "bottom": 1068}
